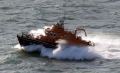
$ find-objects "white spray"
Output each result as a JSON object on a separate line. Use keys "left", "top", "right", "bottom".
{"left": 14, "top": 27, "right": 120, "bottom": 60}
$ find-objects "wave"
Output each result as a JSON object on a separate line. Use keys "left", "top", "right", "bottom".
{"left": 14, "top": 28, "right": 120, "bottom": 60}
{"left": 14, "top": 43, "right": 101, "bottom": 60}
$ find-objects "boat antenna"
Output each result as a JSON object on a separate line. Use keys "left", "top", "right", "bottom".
{"left": 58, "top": 13, "right": 65, "bottom": 25}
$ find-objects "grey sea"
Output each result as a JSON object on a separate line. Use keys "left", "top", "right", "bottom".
{"left": 0, "top": 0, "right": 120, "bottom": 73}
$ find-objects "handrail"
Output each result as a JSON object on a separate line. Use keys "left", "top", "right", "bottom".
{"left": 74, "top": 28, "right": 87, "bottom": 36}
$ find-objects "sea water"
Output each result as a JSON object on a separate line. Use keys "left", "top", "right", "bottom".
{"left": 1, "top": 0, "right": 120, "bottom": 73}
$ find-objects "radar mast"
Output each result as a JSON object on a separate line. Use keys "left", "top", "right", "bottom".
{"left": 58, "top": 14, "right": 65, "bottom": 28}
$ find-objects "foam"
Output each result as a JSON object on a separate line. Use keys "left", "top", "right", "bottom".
{"left": 84, "top": 35, "right": 120, "bottom": 59}
{"left": 14, "top": 44, "right": 101, "bottom": 60}
{"left": 14, "top": 27, "right": 120, "bottom": 60}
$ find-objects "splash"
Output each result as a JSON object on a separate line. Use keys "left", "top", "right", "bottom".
{"left": 15, "top": 28, "right": 120, "bottom": 60}
{"left": 14, "top": 44, "right": 101, "bottom": 60}
{"left": 84, "top": 35, "right": 120, "bottom": 59}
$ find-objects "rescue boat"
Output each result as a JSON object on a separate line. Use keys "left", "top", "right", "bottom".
{"left": 17, "top": 18, "right": 95, "bottom": 48}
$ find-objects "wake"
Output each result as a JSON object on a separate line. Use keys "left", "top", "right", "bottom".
{"left": 14, "top": 43, "right": 101, "bottom": 60}
{"left": 14, "top": 28, "right": 120, "bottom": 60}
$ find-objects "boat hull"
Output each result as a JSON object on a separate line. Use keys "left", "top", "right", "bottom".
{"left": 17, "top": 35, "right": 57, "bottom": 48}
